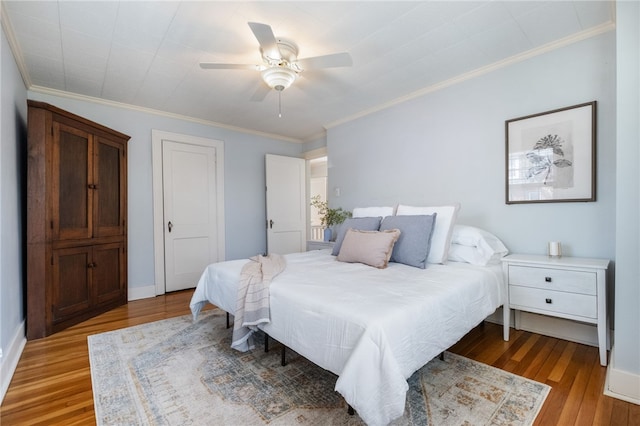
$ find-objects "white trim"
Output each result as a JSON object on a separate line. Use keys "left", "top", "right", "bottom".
{"left": 0, "top": 321, "right": 26, "bottom": 404}
{"left": 128, "top": 285, "right": 157, "bottom": 301}
{"left": 27, "top": 85, "right": 302, "bottom": 144}
{"left": 325, "top": 21, "right": 616, "bottom": 131}
{"left": 303, "top": 147, "right": 327, "bottom": 160}
{"left": 605, "top": 347, "right": 640, "bottom": 404}
{"left": 301, "top": 130, "right": 328, "bottom": 144}
{"left": 0, "top": 2, "right": 31, "bottom": 88}
{"left": 152, "top": 130, "right": 225, "bottom": 296}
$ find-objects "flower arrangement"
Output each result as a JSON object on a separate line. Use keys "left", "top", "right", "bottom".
{"left": 310, "top": 195, "right": 351, "bottom": 228}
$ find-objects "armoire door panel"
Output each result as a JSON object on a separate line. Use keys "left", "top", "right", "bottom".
{"left": 52, "top": 246, "right": 92, "bottom": 322}
{"left": 53, "top": 122, "right": 93, "bottom": 240}
{"left": 94, "top": 243, "right": 125, "bottom": 305}
{"left": 95, "top": 137, "right": 125, "bottom": 237}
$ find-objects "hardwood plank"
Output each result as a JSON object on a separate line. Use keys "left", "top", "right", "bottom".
{"left": 611, "top": 398, "right": 630, "bottom": 425}
{"left": 575, "top": 354, "right": 610, "bottom": 425}
{"left": 548, "top": 341, "right": 578, "bottom": 382}
{"left": 516, "top": 335, "right": 556, "bottom": 378}
{"left": 556, "top": 347, "right": 598, "bottom": 425}
{"left": 1, "top": 292, "right": 637, "bottom": 426}
{"left": 593, "top": 386, "right": 615, "bottom": 426}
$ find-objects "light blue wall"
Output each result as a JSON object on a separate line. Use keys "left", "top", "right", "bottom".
{"left": 1, "top": 22, "right": 28, "bottom": 394}
{"left": 27, "top": 91, "right": 304, "bottom": 289}
{"left": 302, "top": 134, "right": 327, "bottom": 153}
{"left": 327, "top": 32, "right": 616, "bottom": 261}
{"left": 613, "top": 0, "right": 640, "bottom": 380}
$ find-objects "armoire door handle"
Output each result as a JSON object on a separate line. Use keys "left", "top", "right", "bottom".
{"left": 168, "top": 221, "right": 173, "bottom": 232}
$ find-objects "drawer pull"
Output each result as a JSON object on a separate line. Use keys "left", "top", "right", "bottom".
{"left": 545, "top": 298, "right": 552, "bottom": 304}
{"left": 545, "top": 276, "right": 552, "bottom": 282}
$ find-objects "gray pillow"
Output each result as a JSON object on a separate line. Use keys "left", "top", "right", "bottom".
{"left": 379, "top": 214, "right": 437, "bottom": 269}
{"left": 331, "top": 217, "right": 382, "bottom": 255}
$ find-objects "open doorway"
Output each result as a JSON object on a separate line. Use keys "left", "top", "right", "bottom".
{"left": 308, "top": 156, "right": 327, "bottom": 241}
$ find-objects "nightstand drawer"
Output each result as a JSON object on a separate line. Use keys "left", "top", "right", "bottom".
{"left": 509, "top": 286, "right": 597, "bottom": 319}
{"left": 508, "top": 265, "right": 596, "bottom": 295}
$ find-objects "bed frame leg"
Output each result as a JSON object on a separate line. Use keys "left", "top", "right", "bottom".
{"left": 281, "top": 345, "right": 286, "bottom": 366}
{"left": 439, "top": 352, "right": 445, "bottom": 361}
{"left": 226, "top": 312, "right": 230, "bottom": 329}
{"left": 265, "top": 334, "right": 269, "bottom": 352}
{"left": 347, "top": 404, "right": 355, "bottom": 415}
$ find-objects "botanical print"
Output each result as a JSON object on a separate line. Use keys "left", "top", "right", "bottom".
{"left": 522, "top": 120, "right": 574, "bottom": 189}
{"left": 506, "top": 101, "right": 595, "bottom": 204}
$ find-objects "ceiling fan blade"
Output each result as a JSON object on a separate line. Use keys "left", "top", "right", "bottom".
{"left": 200, "top": 63, "right": 257, "bottom": 70}
{"left": 296, "top": 52, "right": 352, "bottom": 70}
{"left": 248, "top": 22, "right": 281, "bottom": 61}
{"left": 250, "top": 83, "right": 271, "bottom": 102}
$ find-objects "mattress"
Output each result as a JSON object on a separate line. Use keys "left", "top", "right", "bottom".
{"left": 190, "top": 249, "right": 505, "bottom": 425}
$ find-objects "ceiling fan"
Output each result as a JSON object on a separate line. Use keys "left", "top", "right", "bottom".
{"left": 199, "top": 22, "right": 352, "bottom": 102}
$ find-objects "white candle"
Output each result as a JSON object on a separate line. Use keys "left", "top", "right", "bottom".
{"left": 548, "top": 241, "right": 562, "bottom": 257}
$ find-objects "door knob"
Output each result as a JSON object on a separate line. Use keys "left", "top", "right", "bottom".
{"left": 168, "top": 221, "right": 173, "bottom": 232}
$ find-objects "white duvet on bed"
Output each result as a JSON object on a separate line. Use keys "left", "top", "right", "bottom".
{"left": 190, "top": 249, "right": 504, "bottom": 426}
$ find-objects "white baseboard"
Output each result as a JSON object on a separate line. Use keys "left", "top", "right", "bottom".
{"left": 486, "top": 307, "right": 600, "bottom": 347}
{"left": 128, "top": 284, "right": 158, "bottom": 301}
{"left": 605, "top": 347, "right": 640, "bottom": 404}
{"left": 514, "top": 311, "right": 599, "bottom": 347}
{"left": 0, "top": 320, "right": 26, "bottom": 405}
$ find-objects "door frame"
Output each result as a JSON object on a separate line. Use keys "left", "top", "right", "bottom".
{"left": 304, "top": 147, "right": 328, "bottom": 242}
{"left": 151, "top": 130, "right": 225, "bottom": 296}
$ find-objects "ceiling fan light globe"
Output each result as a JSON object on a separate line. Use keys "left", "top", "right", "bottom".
{"left": 261, "top": 67, "right": 297, "bottom": 91}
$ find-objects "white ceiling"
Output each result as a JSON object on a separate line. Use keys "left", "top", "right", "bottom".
{"left": 2, "top": 1, "right": 614, "bottom": 142}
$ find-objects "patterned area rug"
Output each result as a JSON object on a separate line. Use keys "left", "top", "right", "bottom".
{"left": 88, "top": 310, "right": 550, "bottom": 425}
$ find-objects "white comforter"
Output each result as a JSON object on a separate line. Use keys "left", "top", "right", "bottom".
{"left": 190, "top": 249, "right": 504, "bottom": 426}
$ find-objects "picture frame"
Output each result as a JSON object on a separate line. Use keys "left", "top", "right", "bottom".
{"left": 505, "top": 101, "right": 596, "bottom": 204}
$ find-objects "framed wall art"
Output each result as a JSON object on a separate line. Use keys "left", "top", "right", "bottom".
{"left": 505, "top": 101, "right": 596, "bottom": 204}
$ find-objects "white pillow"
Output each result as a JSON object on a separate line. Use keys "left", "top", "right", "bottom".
{"left": 396, "top": 203, "right": 460, "bottom": 264}
{"left": 449, "top": 225, "right": 509, "bottom": 265}
{"left": 352, "top": 206, "right": 395, "bottom": 218}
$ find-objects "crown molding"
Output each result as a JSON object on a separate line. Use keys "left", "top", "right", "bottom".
{"left": 1, "top": 1, "right": 31, "bottom": 89}
{"left": 325, "top": 21, "right": 616, "bottom": 131}
{"left": 28, "top": 85, "right": 303, "bottom": 144}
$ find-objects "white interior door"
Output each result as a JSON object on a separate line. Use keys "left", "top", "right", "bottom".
{"left": 163, "top": 141, "right": 219, "bottom": 292}
{"left": 266, "top": 154, "right": 306, "bottom": 254}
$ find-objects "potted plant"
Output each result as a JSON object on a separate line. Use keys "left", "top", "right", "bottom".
{"left": 310, "top": 195, "right": 351, "bottom": 241}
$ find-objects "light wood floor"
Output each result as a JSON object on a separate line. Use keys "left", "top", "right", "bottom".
{"left": 1, "top": 290, "right": 638, "bottom": 425}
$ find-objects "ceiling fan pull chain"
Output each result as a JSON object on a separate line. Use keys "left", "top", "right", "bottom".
{"left": 278, "top": 90, "right": 282, "bottom": 118}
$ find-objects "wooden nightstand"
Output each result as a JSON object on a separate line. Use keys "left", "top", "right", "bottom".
{"left": 501, "top": 254, "right": 610, "bottom": 366}
{"left": 306, "top": 240, "right": 335, "bottom": 251}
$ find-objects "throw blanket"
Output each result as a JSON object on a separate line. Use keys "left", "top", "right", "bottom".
{"left": 231, "top": 253, "right": 286, "bottom": 351}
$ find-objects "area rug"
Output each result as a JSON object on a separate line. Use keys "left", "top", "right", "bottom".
{"left": 88, "top": 310, "right": 550, "bottom": 425}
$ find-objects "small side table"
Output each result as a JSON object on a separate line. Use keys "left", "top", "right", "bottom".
{"left": 502, "top": 254, "right": 610, "bottom": 366}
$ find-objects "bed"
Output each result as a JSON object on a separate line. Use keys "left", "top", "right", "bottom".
{"left": 190, "top": 239, "right": 506, "bottom": 425}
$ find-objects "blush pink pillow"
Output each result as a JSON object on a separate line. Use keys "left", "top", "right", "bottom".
{"left": 337, "top": 229, "right": 401, "bottom": 269}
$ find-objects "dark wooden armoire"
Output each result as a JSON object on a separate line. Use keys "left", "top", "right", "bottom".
{"left": 26, "top": 100, "right": 130, "bottom": 339}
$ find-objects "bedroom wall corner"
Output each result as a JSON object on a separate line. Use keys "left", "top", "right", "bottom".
{"left": 0, "top": 321, "right": 25, "bottom": 404}
{"left": 609, "top": 0, "right": 640, "bottom": 401}
{"left": 0, "top": 13, "right": 28, "bottom": 404}
{"left": 128, "top": 285, "right": 157, "bottom": 301}
{"left": 605, "top": 348, "right": 640, "bottom": 405}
